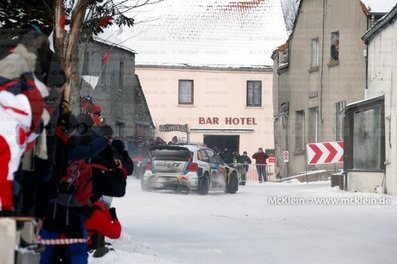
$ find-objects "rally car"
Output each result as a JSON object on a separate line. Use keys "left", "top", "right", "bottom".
{"left": 141, "top": 144, "right": 239, "bottom": 195}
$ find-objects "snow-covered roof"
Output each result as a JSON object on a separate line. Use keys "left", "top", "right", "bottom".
{"left": 361, "top": 0, "right": 397, "bottom": 13}
{"left": 101, "top": 0, "right": 288, "bottom": 68}
{"left": 93, "top": 35, "right": 136, "bottom": 54}
{"left": 362, "top": 3, "right": 397, "bottom": 43}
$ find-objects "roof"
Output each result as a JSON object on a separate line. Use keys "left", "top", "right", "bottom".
{"left": 345, "top": 95, "right": 384, "bottom": 110}
{"left": 100, "top": 0, "right": 288, "bottom": 68}
{"left": 362, "top": 3, "right": 397, "bottom": 43}
{"left": 93, "top": 36, "right": 136, "bottom": 54}
{"left": 273, "top": 0, "right": 396, "bottom": 57}
{"left": 361, "top": 0, "right": 397, "bottom": 13}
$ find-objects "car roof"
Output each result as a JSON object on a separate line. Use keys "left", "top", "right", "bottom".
{"left": 150, "top": 144, "right": 214, "bottom": 153}
{"left": 149, "top": 145, "right": 190, "bottom": 151}
{"left": 177, "top": 144, "right": 206, "bottom": 151}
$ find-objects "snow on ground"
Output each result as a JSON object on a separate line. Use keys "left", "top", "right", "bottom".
{"left": 89, "top": 177, "right": 397, "bottom": 264}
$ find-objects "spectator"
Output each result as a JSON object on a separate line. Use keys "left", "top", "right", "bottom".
{"left": 85, "top": 199, "right": 122, "bottom": 257}
{"left": 112, "top": 139, "right": 134, "bottom": 176}
{"left": 232, "top": 150, "right": 241, "bottom": 165}
{"left": 168, "top": 136, "right": 178, "bottom": 145}
{"left": 0, "top": 30, "right": 49, "bottom": 214}
{"left": 239, "top": 151, "right": 252, "bottom": 185}
{"left": 252, "top": 148, "right": 269, "bottom": 183}
{"left": 39, "top": 115, "right": 109, "bottom": 264}
{"left": 220, "top": 148, "right": 233, "bottom": 165}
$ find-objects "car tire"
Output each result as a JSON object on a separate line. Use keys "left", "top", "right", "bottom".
{"left": 197, "top": 173, "right": 209, "bottom": 195}
{"left": 226, "top": 172, "right": 238, "bottom": 194}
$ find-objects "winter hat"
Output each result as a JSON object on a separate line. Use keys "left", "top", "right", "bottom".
{"left": 100, "top": 124, "right": 113, "bottom": 138}
{"left": 112, "top": 139, "right": 125, "bottom": 153}
{"left": 58, "top": 113, "right": 77, "bottom": 133}
{"left": 76, "top": 113, "right": 94, "bottom": 127}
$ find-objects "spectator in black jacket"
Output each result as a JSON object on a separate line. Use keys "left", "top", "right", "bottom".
{"left": 90, "top": 125, "right": 128, "bottom": 202}
{"left": 220, "top": 148, "right": 233, "bottom": 165}
{"left": 239, "top": 151, "right": 252, "bottom": 185}
{"left": 112, "top": 139, "right": 134, "bottom": 176}
{"left": 40, "top": 114, "right": 109, "bottom": 264}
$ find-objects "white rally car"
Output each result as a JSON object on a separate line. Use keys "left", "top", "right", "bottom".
{"left": 141, "top": 144, "right": 239, "bottom": 195}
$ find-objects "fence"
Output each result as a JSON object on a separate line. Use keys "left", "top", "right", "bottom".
{"left": 231, "top": 163, "right": 276, "bottom": 182}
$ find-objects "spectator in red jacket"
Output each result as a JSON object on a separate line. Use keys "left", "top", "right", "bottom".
{"left": 252, "top": 148, "right": 269, "bottom": 183}
{"left": 85, "top": 199, "right": 122, "bottom": 257}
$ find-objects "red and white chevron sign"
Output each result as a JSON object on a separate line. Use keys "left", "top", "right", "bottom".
{"left": 306, "top": 141, "right": 344, "bottom": 165}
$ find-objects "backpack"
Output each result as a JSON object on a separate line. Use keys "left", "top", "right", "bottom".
{"left": 57, "top": 160, "right": 108, "bottom": 207}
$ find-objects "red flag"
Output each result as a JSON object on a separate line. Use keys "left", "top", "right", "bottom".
{"left": 97, "top": 16, "right": 113, "bottom": 28}
{"left": 102, "top": 49, "right": 111, "bottom": 64}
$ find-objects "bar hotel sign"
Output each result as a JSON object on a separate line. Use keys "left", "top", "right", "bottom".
{"left": 159, "top": 117, "right": 258, "bottom": 132}
{"left": 198, "top": 117, "right": 258, "bottom": 125}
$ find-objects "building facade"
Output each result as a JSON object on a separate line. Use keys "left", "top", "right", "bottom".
{"left": 272, "top": 0, "right": 385, "bottom": 178}
{"left": 345, "top": 4, "right": 397, "bottom": 194}
{"left": 136, "top": 65, "right": 274, "bottom": 156}
{"left": 74, "top": 39, "right": 155, "bottom": 140}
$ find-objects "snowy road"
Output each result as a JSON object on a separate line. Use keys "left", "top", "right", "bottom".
{"left": 89, "top": 178, "right": 397, "bottom": 264}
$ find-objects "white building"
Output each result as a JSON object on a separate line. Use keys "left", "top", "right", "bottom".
{"left": 347, "top": 3, "right": 397, "bottom": 194}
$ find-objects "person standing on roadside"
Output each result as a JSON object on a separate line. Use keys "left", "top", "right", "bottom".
{"left": 239, "top": 151, "right": 252, "bottom": 185}
{"left": 220, "top": 148, "right": 233, "bottom": 165}
{"left": 252, "top": 148, "right": 269, "bottom": 183}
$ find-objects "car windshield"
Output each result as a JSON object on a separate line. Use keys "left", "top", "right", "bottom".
{"left": 150, "top": 148, "right": 191, "bottom": 161}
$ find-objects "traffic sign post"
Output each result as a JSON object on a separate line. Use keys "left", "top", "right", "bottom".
{"left": 283, "top": 151, "right": 289, "bottom": 163}
{"left": 306, "top": 141, "right": 344, "bottom": 165}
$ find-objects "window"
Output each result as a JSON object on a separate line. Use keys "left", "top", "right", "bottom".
{"left": 308, "top": 107, "right": 319, "bottom": 143}
{"left": 353, "top": 105, "right": 382, "bottom": 169}
{"left": 197, "top": 149, "right": 209, "bottom": 162}
{"left": 295, "top": 110, "right": 305, "bottom": 151}
{"left": 82, "top": 50, "right": 90, "bottom": 75}
{"left": 115, "top": 121, "right": 124, "bottom": 138}
{"left": 178, "top": 80, "right": 194, "bottom": 104}
{"left": 335, "top": 101, "right": 346, "bottom": 140}
{"left": 310, "top": 38, "right": 319, "bottom": 67}
{"left": 330, "top": 32, "right": 339, "bottom": 61}
{"left": 207, "top": 149, "right": 223, "bottom": 164}
{"left": 246, "top": 81, "right": 262, "bottom": 107}
{"left": 119, "top": 61, "right": 124, "bottom": 93}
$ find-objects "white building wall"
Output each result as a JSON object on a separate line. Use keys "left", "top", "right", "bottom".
{"left": 136, "top": 66, "right": 274, "bottom": 157}
{"left": 367, "top": 21, "right": 397, "bottom": 194}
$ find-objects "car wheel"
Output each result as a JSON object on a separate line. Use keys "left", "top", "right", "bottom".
{"left": 226, "top": 172, "right": 238, "bottom": 194}
{"left": 197, "top": 173, "right": 209, "bottom": 195}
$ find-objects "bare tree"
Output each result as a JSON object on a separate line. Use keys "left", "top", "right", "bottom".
{"left": 54, "top": 0, "right": 163, "bottom": 101}
{"left": 0, "top": 0, "right": 163, "bottom": 101}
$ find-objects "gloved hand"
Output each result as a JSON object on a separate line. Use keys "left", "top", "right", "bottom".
{"left": 109, "top": 207, "right": 117, "bottom": 220}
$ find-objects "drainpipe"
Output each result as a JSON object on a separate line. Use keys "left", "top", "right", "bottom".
{"left": 284, "top": 114, "right": 289, "bottom": 177}
{"left": 364, "top": 16, "right": 371, "bottom": 98}
{"left": 320, "top": 0, "right": 326, "bottom": 130}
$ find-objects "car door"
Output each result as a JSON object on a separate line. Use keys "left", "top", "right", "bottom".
{"left": 206, "top": 148, "right": 226, "bottom": 187}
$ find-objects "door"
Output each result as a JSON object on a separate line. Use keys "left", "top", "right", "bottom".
{"left": 203, "top": 135, "right": 240, "bottom": 153}
{"left": 205, "top": 148, "right": 226, "bottom": 188}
